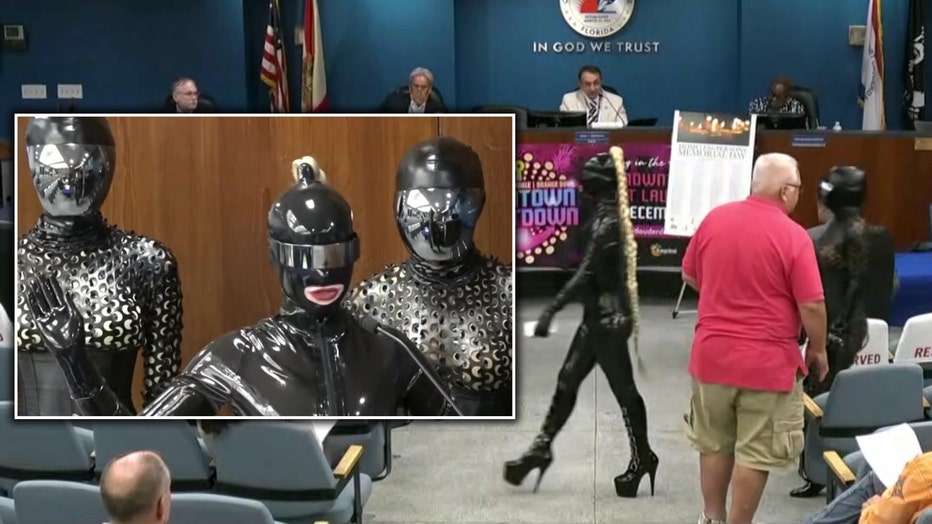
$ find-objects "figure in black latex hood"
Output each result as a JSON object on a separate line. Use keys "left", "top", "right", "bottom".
{"left": 25, "top": 157, "right": 452, "bottom": 417}
{"left": 17, "top": 116, "right": 183, "bottom": 416}
{"left": 791, "top": 165, "right": 889, "bottom": 498}
{"left": 268, "top": 160, "right": 359, "bottom": 319}
{"left": 504, "top": 150, "right": 658, "bottom": 498}
{"left": 346, "top": 137, "right": 514, "bottom": 417}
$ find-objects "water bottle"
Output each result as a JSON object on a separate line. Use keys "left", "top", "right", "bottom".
{"left": 833, "top": 121, "right": 842, "bottom": 131}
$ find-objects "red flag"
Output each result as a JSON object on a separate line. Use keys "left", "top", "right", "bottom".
{"left": 260, "top": 0, "right": 290, "bottom": 112}
{"left": 301, "top": 0, "right": 328, "bottom": 112}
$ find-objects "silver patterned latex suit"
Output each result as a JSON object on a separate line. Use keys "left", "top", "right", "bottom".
{"left": 23, "top": 161, "right": 452, "bottom": 417}
{"left": 16, "top": 116, "right": 183, "bottom": 416}
{"left": 346, "top": 137, "right": 514, "bottom": 417}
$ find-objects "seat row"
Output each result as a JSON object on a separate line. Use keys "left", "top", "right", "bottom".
{"left": 0, "top": 480, "right": 317, "bottom": 524}
{"left": 0, "top": 404, "right": 389, "bottom": 524}
{"left": 813, "top": 313, "right": 932, "bottom": 369}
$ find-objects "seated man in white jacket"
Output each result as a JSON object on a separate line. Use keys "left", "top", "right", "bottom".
{"left": 559, "top": 65, "right": 628, "bottom": 127}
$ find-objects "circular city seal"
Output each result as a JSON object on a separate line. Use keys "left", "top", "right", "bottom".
{"left": 560, "top": 0, "right": 635, "bottom": 39}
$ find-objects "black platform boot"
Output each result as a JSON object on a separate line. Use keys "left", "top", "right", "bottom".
{"left": 613, "top": 395, "right": 659, "bottom": 498}
{"left": 503, "top": 434, "right": 553, "bottom": 492}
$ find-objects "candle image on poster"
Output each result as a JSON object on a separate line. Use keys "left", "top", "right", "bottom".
{"left": 516, "top": 142, "right": 685, "bottom": 269}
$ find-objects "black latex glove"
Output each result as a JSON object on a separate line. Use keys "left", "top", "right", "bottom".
{"left": 24, "top": 274, "right": 103, "bottom": 397}
{"left": 25, "top": 274, "right": 85, "bottom": 357}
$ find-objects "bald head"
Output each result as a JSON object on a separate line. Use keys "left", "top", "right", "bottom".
{"left": 751, "top": 153, "right": 800, "bottom": 195}
{"left": 100, "top": 451, "right": 171, "bottom": 524}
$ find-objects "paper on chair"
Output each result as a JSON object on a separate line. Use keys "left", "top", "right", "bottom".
{"left": 310, "top": 421, "right": 336, "bottom": 446}
{"left": 522, "top": 321, "right": 557, "bottom": 338}
{"left": 856, "top": 423, "right": 923, "bottom": 488}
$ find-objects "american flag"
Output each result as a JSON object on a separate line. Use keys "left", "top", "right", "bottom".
{"left": 260, "top": 0, "right": 290, "bottom": 112}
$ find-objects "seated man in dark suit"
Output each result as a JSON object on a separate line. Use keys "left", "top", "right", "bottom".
{"left": 379, "top": 67, "right": 446, "bottom": 113}
{"left": 162, "top": 77, "right": 216, "bottom": 113}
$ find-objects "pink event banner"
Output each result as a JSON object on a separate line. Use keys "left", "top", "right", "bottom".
{"left": 515, "top": 142, "right": 679, "bottom": 269}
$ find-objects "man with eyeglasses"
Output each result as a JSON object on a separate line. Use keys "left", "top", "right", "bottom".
{"left": 164, "top": 77, "right": 214, "bottom": 113}
{"left": 379, "top": 67, "right": 447, "bottom": 113}
{"left": 681, "top": 153, "right": 829, "bottom": 524}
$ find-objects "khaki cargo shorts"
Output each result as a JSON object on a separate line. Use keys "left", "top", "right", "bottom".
{"left": 684, "top": 378, "right": 805, "bottom": 471}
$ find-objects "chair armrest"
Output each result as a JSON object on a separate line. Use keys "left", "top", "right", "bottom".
{"left": 803, "top": 393, "right": 823, "bottom": 419}
{"left": 824, "top": 451, "right": 856, "bottom": 486}
{"left": 333, "top": 444, "right": 364, "bottom": 478}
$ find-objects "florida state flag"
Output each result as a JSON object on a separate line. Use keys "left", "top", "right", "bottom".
{"left": 301, "top": 0, "right": 329, "bottom": 112}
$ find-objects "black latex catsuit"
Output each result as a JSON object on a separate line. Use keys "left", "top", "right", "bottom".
{"left": 24, "top": 160, "right": 453, "bottom": 417}
{"left": 16, "top": 117, "right": 182, "bottom": 416}
{"left": 793, "top": 165, "right": 871, "bottom": 498}
{"left": 503, "top": 153, "right": 657, "bottom": 498}
{"left": 345, "top": 137, "right": 514, "bottom": 417}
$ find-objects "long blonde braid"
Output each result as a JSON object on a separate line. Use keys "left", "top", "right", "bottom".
{"left": 609, "top": 146, "right": 644, "bottom": 373}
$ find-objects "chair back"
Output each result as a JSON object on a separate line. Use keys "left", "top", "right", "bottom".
{"left": 170, "top": 493, "right": 276, "bottom": 524}
{"left": 12, "top": 480, "right": 108, "bottom": 524}
{"left": 474, "top": 106, "right": 528, "bottom": 129}
{"left": 893, "top": 313, "right": 932, "bottom": 364}
{"left": 0, "top": 401, "right": 94, "bottom": 482}
{"left": 863, "top": 226, "right": 896, "bottom": 321}
{"left": 210, "top": 422, "right": 339, "bottom": 518}
{"left": 790, "top": 86, "right": 820, "bottom": 128}
{"left": 855, "top": 319, "right": 890, "bottom": 367}
{"left": 823, "top": 363, "right": 925, "bottom": 428}
{"left": 0, "top": 495, "right": 13, "bottom": 524}
{"left": 92, "top": 420, "right": 213, "bottom": 490}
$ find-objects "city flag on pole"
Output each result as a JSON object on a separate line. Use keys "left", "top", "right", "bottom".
{"left": 301, "top": 0, "right": 329, "bottom": 112}
{"left": 860, "top": 0, "right": 885, "bottom": 130}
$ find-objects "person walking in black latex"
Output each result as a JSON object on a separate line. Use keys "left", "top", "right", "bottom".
{"left": 503, "top": 149, "right": 658, "bottom": 498}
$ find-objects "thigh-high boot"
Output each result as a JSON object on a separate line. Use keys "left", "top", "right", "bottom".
{"left": 595, "top": 327, "right": 658, "bottom": 498}
{"left": 503, "top": 324, "right": 596, "bottom": 491}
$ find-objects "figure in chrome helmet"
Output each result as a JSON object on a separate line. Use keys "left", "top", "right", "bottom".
{"left": 345, "top": 137, "right": 514, "bottom": 416}
{"left": 16, "top": 116, "right": 182, "bottom": 415}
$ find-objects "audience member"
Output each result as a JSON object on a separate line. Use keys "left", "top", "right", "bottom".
{"left": 681, "top": 152, "right": 829, "bottom": 524}
{"left": 805, "top": 452, "right": 932, "bottom": 523}
{"left": 748, "top": 75, "right": 806, "bottom": 116}
{"left": 379, "top": 67, "right": 446, "bottom": 113}
{"left": 100, "top": 450, "right": 172, "bottom": 524}
{"left": 559, "top": 65, "right": 628, "bottom": 127}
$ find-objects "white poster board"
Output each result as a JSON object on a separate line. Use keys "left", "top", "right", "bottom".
{"left": 663, "top": 111, "right": 758, "bottom": 237}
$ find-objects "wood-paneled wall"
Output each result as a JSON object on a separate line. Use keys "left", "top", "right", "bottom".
{"left": 16, "top": 115, "right": 514, "bottom": 409}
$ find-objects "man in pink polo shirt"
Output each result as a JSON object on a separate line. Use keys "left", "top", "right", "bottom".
{"left": 681, "top": 152, "right": 829, "bottom": 524}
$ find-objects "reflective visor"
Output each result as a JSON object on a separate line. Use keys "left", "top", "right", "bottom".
{"left": 269, "top": 236, "right": 359, "bottom": 269}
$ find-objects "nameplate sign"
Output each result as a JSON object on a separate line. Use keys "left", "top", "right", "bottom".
{"left": 914, "top": 137, "right": 932, "bottom": 151}
{"left": 532, "top": 41, "right": 661, "bottom": 54}
{"left": 791, "top": 135, "right": 826, "bottom": 148}
{"left": 575, "top": 131, "right": 610, "bottom": 144}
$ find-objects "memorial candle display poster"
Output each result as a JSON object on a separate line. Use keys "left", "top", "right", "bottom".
{"left": 664, "top": 111, "right": 759, "bottom": 238}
